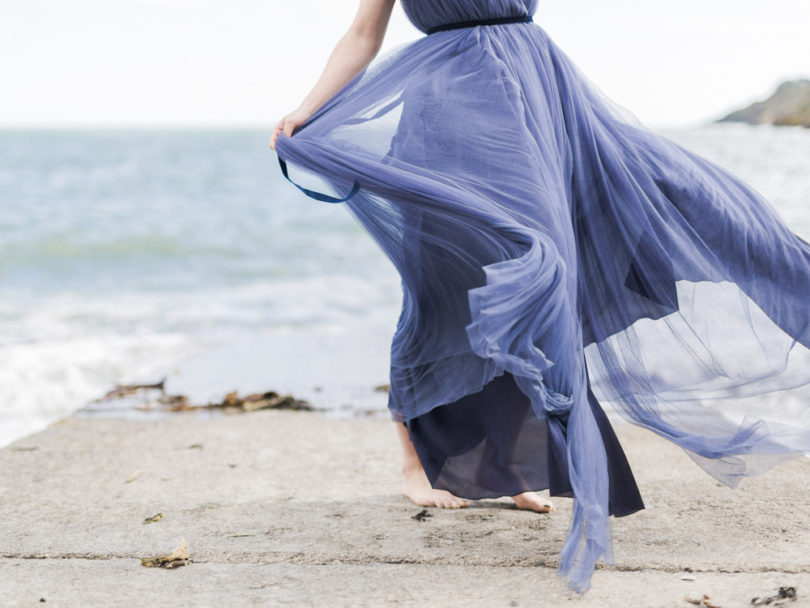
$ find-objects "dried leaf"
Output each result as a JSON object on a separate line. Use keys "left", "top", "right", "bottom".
{"left": 140, "top": 539, "right": 190, "bottom": 569}
{"left": 143, "top": 513, "right": 163, "bottom": 524}
{"left": 751, "top": 586, "right": 798, "bottom": 606}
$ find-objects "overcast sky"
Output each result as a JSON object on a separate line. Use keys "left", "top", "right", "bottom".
{"left": 1, "top": 0, "right": 807, "bottom": 129}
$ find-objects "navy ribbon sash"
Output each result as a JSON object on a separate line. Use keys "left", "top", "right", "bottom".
{"left": 426, "top": 14, "right": 533, "bottom": 35}
{"left": 277, "top": 155, "right": 360, "bottom": 204}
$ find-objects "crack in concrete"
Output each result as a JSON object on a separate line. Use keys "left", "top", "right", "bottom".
{"left": 2, "top": 553, "right": 117, "bottom": 561}
{"left": 2, "top": 553, "right": 809, "bottom": 575}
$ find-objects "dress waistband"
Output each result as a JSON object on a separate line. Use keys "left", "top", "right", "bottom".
{"left": 426, "top": 14, "right": 533, "bottom": 35}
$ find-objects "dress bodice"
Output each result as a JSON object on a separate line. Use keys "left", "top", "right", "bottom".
{"left": 400, "top": 0, "right": 538, "bottom": 34}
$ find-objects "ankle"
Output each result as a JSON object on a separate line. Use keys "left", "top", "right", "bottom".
{"left": 401, "top": 460, "right": 424, "bottom": 475}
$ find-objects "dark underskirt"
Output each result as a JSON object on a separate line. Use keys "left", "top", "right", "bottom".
{"left": 405, "top": 370, "right": 644, "bottom": 517}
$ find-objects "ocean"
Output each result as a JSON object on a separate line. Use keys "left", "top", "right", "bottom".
{"left": 2, "top": 123, "right": 809, "bottom": 448}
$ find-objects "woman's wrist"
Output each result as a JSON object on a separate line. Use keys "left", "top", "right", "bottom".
{"left": 297, "top": 100, "right": 322, "bottom": 118}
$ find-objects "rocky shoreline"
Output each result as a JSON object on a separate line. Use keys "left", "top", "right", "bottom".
{"left": 717, "top": 79, "right": 810, "bottom": 127}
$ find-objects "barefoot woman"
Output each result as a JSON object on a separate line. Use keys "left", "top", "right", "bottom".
{"left": 270, "top": 0, "right": 556, "bottom": 514}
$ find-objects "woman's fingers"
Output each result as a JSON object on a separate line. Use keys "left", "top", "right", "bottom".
{"left": 269, "top": 122, "right": 283, "bottom": 150}
{"left": 269, "top": 114, "right": 304, "bottom": 150}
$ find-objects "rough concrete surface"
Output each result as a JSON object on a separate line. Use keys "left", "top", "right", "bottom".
{"left": 1, "top": 409, "right": 809, "bottom": 607}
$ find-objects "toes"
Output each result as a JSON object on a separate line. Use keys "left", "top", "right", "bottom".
{"left": 404, "top": 483, "right": 469, "bottom": 509}
{"left": 433, "top": 491, "right": 469, "bottom": 508}
{"left": 511, "top": 491, "right": 554, "bottom": 512}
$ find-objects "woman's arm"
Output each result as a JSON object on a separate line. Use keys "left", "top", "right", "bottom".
{"left": 269, "top": 0, "right": 397, "bottom": 150}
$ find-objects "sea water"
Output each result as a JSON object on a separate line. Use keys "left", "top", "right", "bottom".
{"left": 1, "top": 123, "right": 808, "bottom": 448}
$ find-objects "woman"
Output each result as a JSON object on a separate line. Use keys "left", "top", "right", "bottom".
{"left": 270, "top": 0, "right": 567, "bottom": 514}
{"left": 270, "top": 0, "right": 810, "bottom": 593}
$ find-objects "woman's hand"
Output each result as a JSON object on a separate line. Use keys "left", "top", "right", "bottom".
{"left": 269, "top": 106, "right": 313, "bottom": 150}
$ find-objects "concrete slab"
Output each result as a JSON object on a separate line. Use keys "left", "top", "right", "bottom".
{"left": 1, "top": 410, "right": 808, "bottom": 607}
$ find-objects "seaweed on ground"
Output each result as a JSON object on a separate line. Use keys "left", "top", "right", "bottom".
{"left": 90, "top": 379, "right": 313, "bottom": 413}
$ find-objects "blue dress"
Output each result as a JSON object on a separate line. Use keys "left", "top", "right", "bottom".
{"left": 274, "top": 0, "right": 810, "bottom": 593}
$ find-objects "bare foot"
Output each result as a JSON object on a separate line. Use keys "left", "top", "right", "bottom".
{"left": 402, "top": 464, "right": 469, "bottom": 508}
{"left": 396, "top": 421, "right": 469, "bottom": 508}
{"left": 511, "top": 491, "right": 554, "bottom": 513}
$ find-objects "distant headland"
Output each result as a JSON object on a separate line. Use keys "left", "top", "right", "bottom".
{"left": 717, "top": 79, "right": 810, "bottom": 127}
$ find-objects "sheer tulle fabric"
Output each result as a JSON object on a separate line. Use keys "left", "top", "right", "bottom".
{"left": 274, "top": 0, "right": 810, "bottom": 593}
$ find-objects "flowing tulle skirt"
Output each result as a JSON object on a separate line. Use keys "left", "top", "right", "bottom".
{"left": 273, "top": 7, "right": 810, "bottom": 593}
